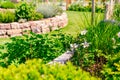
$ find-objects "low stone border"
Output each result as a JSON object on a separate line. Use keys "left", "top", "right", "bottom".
{"left": 48, "top": 44, "right": 78, "bottom": 64}
{"left": 48, "top": 50, "right": 74, "bottom": 64}
{"left": 0, "top": 12, "right": 68, "bottom": 38}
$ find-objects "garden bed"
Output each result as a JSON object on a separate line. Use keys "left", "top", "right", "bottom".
{"left": 0, "top": 12, "right": 68, "bottom": 38}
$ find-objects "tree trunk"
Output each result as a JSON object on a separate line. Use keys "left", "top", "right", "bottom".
{"left": 66, "top": 0, "right": 71, "bottom": 10}
{"left": 91, "top": 0, "right": 95, "bottom": 25}
{"left": 104, "top": 0, "right": 115, "bottom": 20}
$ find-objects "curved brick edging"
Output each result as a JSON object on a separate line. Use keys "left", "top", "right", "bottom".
{"left": 0, "top": 12, "right": 68, "bottom": 38}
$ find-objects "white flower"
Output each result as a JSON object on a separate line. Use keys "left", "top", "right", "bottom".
{"left": 80, "top": 30, "right": 87, "bottom": 35}
{"left": 70, "top": 43, "right": 78, "bottom": 48}
{"left": 73, "top": 43, "right": 79, "bottom": 48}
{"left": 117, "top": 32, "right": 120, "bottom": 38}
{"left": 70, "top": 44, "right": 73, "bottom": 48}
{"left": 81, "top": 41, "right": 90, "bottom": 48}
{"left": 112, "top": 38, "right": 116, "bottom": 44}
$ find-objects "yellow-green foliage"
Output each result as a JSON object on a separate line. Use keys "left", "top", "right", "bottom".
{"left": 0, "top": 59, "right": 99, "bottom": 80}
{"left": 102, "top": 52, "right": 120, "bottom": 79}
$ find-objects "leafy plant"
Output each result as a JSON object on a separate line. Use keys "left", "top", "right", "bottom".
{"left": 0, "top": 11, "right": 15, "bottom": 23}
{"left": 0, "top": 32, "right": 73, "bottom": 67}
{"left": 0, "top": 59, "right": 99, "bottom": 80}
{"left": 0, "top": 1, "right": 15, "bottom": 9}
{"left": 37, "top": 4, "right": 63, "bottom": 18}
{"left": 15, "top": 2, "right": 43, "bottom": 21}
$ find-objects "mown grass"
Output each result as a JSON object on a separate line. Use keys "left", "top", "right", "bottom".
{"left": 51, "top": 11, "right": 104, "bottom": 37}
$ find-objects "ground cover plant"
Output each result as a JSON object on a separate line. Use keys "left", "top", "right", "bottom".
{"left": 0, "top": 32, "right": 73, "bottom": 67}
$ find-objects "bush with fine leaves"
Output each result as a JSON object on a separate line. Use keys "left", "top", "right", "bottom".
{"left": 0, "top": 59, "right": 99, "bottom": 80}
{"left": 37, "top": 4, "right": 63, "bottom": 18}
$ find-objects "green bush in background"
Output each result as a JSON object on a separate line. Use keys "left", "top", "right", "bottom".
{"left": 0, "top": 59, "right": 99, "bottom": 80}
{"left": 0, "top": 32, "right": 73, "bottom": 67}
{"left": 0, "top": 1, "right": 15, "bottom": 9}
{"left": 0, "top": 11, "right": 15, "bottom": 23}
{"left": 68, "top": 1, "right": 104, "bottom": 13}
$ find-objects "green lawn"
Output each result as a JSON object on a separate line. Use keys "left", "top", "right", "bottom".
{"left": 51, "top": 11, "right": 104, "bottom": 37}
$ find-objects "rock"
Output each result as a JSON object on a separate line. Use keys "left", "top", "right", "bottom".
{"left": 0, "top": 24, "right": 11, "bottom": 30}
{"left": 0, "top": 30, "right": 6, "bottom": 36}
{"left": 19, "top": 22, "right": 30, "bottom": 29}
{"left": 7, "top": 29, "right": 22, "bottom": 35}
{"left": 11, "top": 22, "right": 20, "bottom": 29}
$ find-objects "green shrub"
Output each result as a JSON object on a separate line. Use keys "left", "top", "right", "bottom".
{"left": 0, "top": 11, "right": 15, "bottom": 23}
{"left": 15, "top": 2, "right": 43, "bottom": 21}
{"left": 71, "top": 21, "right": 120, "bottom": 76}
{"left": 30, "top": 12, "right": 43, "bottom": 21}
{"left": 113, "top": 4, "right": 120, "bottom": 21}
{"left": 0, "top": 59, "right": 98, "bottom": 80}
{"left": 68, "top": 2, "right": 104, "bottom": 13}
{"left": 102, "top": 52, "right": 120, "bottom": 79}
{"left": 0, "top": 32, "right": 73, "bottom": 67}
{"left": 0, "top": 1, "right": 15, "bottom": 9}
{"left": 37, "top": 4, "right": 63, "bottom": 18}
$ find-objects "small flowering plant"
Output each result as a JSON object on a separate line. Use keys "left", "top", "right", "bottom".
{"left": 71, "top": 21, "right": 120, "bottom": 76}
{"left": 80, "top": 29, "right": 88, "bottom": 35}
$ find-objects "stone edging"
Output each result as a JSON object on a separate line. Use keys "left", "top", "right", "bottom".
{"left": 0, "top": 12, "right": 68, "bottom": 38}
{"left": 48, "top": 44, "right": 78, "bottom": 64}
{"left": 48, "top": 50, "right": 74, "bottom": 64}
